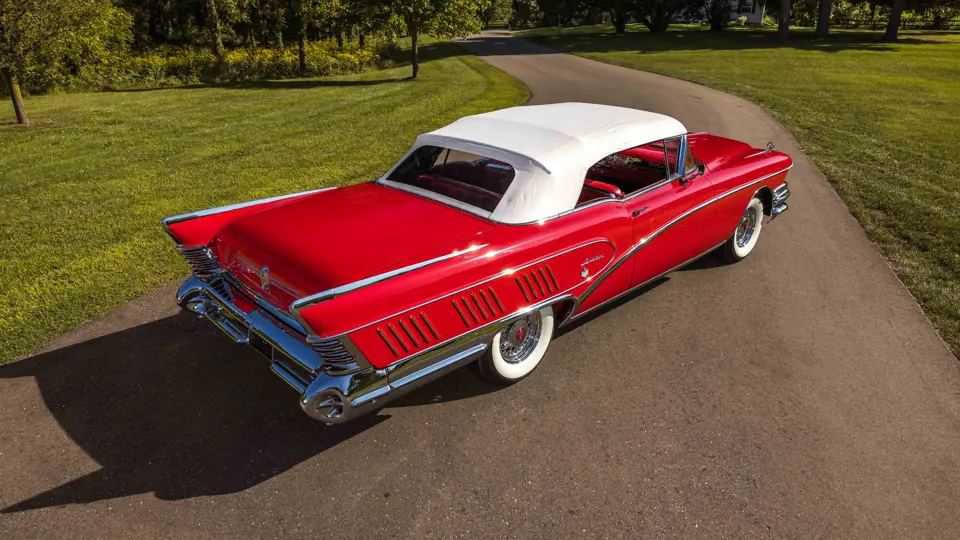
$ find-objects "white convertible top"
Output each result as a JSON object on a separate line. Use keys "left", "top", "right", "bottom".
{"left": 379, "top": 102, "right": 687, "bottom": 224}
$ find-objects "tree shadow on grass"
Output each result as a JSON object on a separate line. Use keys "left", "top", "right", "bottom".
{"left": 114, "top": 77, "right": 402, "bottom": 93}
{"left": 0, "top": 310, "right": 495, "bottom": 513}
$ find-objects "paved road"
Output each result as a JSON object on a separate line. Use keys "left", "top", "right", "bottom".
{"left": 2, "top": 32, "right": 959, "bottom": 539}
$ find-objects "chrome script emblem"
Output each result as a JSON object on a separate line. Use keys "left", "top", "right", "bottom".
{"left": 260, "top": 265, "right": 270, "bottom": 290}
{"left": 581, "top": 255, "right": 604, "bottom": 266}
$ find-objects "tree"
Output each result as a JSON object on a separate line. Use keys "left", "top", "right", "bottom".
{"left": 778, "top": 0, "right": 792, "bottom": 40}
{"left": 595, "top": 0, "right": 635, "bottom": 33}
{"left": 0, "top": 0, "right": 131, "bottom": 125}
{"left": 635, "top": 0, "right": 686, "bottom": 33}
{"left": 700, "top": 0, "right": 732, "bottom": 31}
{"left": 383, "top": 0, "right": 486, "bottom": 79}
{"left": 205, "top": 0, "right": 225, "bottom": 60}
{"left": 481, "top": 0, "right": 512, "bottom": 26}
{"left": 815, "top": 0, "right": 832, "bottom": 36}
{"left": 882, "top": 0, "right": 906, "bottom": 40}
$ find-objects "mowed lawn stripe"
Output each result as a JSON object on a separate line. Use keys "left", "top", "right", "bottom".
{"left": 0, "top": 41, "right": 529, "bottom": 364}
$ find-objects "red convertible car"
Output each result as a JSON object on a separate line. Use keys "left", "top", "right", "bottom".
{"left": 164, "top": 103, "right": 792, "bottom": 423}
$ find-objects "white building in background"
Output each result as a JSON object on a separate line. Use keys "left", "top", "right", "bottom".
{"left": 674, "top": 0, "right": 766, "bottom": 26}
{"left": 735, "top": 0, "right": 766, "bottom": 25}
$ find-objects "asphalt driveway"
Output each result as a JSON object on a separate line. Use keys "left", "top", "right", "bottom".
{"left": 2, "top": 32, "right": 959, "bottom": 539}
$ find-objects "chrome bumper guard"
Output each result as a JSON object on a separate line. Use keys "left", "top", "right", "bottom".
{"left": 176, "top": 276, "right": 492, "bottom": 424}
{"left": 771, "top": 182, "right": 790, "bottom": 218}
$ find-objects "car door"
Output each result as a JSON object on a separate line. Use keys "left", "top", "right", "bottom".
{"left": 627, "top": 136, "right": 716, "bottom": 289}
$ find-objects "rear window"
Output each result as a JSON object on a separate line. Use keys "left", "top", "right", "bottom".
{"left": 386, "top": 146, "right": 516, "bottom": 213}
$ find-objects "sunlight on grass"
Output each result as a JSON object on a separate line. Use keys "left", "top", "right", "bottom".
{"left": 0, "top": 40, "right": 529, "bottom": 364}
{"left": 522, "top": 24, "right": 960, "bottom": 356}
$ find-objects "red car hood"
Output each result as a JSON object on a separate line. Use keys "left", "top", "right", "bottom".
{"left": 211, "top": 182, "right": 493, "bottom": 309}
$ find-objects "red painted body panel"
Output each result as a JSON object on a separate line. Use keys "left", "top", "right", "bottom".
{"left": 210, "top": 183, "right": 493, "bottom": 310}
{"left": 166, "top": 132, "right": 793, "bottom": 372}
{"left": 349, "top": 240, "right": 616, "bottom": 368}
{"left": 297, "top": 200, "right": 630, "bottom": 347}
{"left": 166, "top": 193, "right": 321, "bottom": 247}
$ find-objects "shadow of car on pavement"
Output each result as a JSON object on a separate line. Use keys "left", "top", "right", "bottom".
{"left": 0, "top": 310, "right": 496, "bottom": 513}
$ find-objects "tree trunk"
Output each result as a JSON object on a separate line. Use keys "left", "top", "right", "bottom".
{"left": 2, "top": 68, "right": 29, "bottom": 125}
{"left": 612, "top": 9, "right": 627, "bottom": 34}
{"left": 204, "top": 0, "right": 224, "bottom": 60}
{"left": 336, "top": 33, "right": 343, "bottom": 50}
{"left": 640, "top": 13, "right": 669, "bottom": 33}
{"left": 778, "top": 0, "right": 791, "bottom": 40}
{"left": 410, "top": 31, "right": 419, "bottom": 79}
{"left": 882, "top": 0, "right": 905, "bottom": 41}
{"left": 298, "top": 36, "right": 307, "bottom": 75}
{"left": 815, "top": 0, "right": 832, "bottom": 37}
{"left": 359, "top": 33, "right": 366, "bottom": 47}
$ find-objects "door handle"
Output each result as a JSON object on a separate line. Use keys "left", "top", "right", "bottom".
{"left": 631, "top": 207, "right": 648, "bottom": 218}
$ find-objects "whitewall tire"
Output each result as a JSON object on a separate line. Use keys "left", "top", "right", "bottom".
{"left": 474, "top": 305, "right": 555, "bottom": 385}
{"left": 723, "top": 196, "right": 764, "bottom": 262}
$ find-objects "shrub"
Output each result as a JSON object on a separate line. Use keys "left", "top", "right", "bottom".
{"left": 7, "top": 39, "right": 390, "bottom": 94}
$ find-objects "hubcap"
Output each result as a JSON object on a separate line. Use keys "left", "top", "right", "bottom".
{"left": 499, "top": 312, "right": 542, "bottom": 364}
{"left": 735, "top": 206, "right": 758, "bottom": 248}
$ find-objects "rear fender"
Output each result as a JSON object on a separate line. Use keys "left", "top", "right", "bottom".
{"left": 162, "top": 188, "right": 335, "bottom": 247}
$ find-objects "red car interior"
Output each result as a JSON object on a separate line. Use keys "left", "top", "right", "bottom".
{"left": 578, "top": 144, "right": 671, "bottom": 204}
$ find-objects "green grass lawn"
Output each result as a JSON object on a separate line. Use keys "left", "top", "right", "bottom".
{"left": 521, "top": 24, "right": 960, "bottom": 357}
{"left": 0, "top": 40, "right": 528, "bottom": 364}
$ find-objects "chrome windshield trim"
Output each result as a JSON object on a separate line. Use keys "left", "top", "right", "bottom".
{"left": 291, "top": 243, "right": 489, "bottom": 314}
{"left": 161, "top": 187, "right": 336, "bottom": 242}
{"left": 573, "top": 165, "right": 792, "bottom": 310}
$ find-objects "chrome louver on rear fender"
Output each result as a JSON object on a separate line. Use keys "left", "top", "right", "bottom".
{"left": 178, "top": 245, "right": 220, "bottom": 275}
{"left": 311, "top": 338, "right": 367, "bottom": 375}
{"left": 177, "top": 245, "right": 232, "bottom": 300}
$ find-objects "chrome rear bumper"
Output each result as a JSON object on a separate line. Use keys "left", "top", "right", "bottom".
{"left": 772, "top": 182, "right": 790, "bottom": 218}
{"left": 176, "top": 276, "right": 491, "bottom": 423}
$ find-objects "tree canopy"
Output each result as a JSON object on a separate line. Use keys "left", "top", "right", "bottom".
{"left": 1, "top": 0, "right": 132, "bottom": 124}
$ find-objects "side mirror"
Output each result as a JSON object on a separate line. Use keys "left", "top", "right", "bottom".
{"left": 680, "top": 163, "right": 706, "bottom": 186}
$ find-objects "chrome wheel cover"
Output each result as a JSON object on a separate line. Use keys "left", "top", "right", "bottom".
{"left": 499, "top": 312, "right": 542, "bottom": 364}
{"left": 735, "top": 206, "right": 759, "bottom": 248}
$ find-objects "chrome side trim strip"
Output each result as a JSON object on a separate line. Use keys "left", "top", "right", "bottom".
{"left": 574, "top": 165, "right": 792, "bottom": 310}
{"left": 318, "top": 239, "right": 615, "bottom": 340}
{"left": 565, "top": 241, "right": 726, "bottom": 324}
{"left": 390, "top": 344, "right": 488, "bottom": 390}
{"left": 291, "top": 243, "right": 488, "bottom": 313}
{"left": 161, "top": 187, "right": 335, "bottom": 242}
{"left": 350, "top": 384, "right": 392, "bottom": 406}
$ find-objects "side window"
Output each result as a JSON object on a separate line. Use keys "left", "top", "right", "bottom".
{"left": 584, "top": 141, "right": 669, "bottom": 198}
{"left": 663, "top": 137, "right": 682, "bottom": 178}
